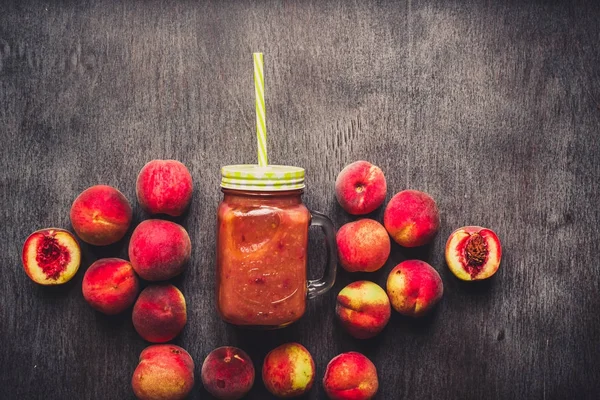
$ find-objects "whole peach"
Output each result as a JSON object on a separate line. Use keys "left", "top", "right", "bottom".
{"left": 129, "top": 219, "right": 191, "bottom": 281}
{"left": 201, "top": 346, "right": 255, "bottom": 400}
{"left": 336, "top": 281, "right": 391, "bottom": 339}
{"left": 323, "top": 352, "right": 378, "bottom": 400}
{"left": 383, "top": 189, "right": 440, "bottom": 247}
{"left": 386, "top": 260, "right": 443, "bottom": 317}
{"left": 22, "top": 228, "right": 81, "bottom": 285}
{"left": 136, "top": 159, "right": 193, "bottom": 217}
{"left": 131, "top": 344, "right": 194, "bottom": 400}
{"left": 70, "top": 185, "right": 132, "bottom": 246}
{"left": 132, "top": 284, "right": 187, "bottom": 343}
{"left": 336, "top": 219, "right": 390, "bottom": 272}
{"left": 335, "top": 161, "right": 387, "bottom": 215}
{"left": 446, "top": 225, "right": 502, "bottom": 281}
{"left": 82, "top": 258, "right": 139, "bottom": 315}
{"left": 262, "top": 343, "right": 315, "bottom": 398}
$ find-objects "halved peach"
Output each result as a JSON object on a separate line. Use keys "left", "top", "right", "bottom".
{"left": 22, "top": 228, "right": 81, "bottom": 285}
{"left": 445, "top": 226, "right": 502, "bottom": 281}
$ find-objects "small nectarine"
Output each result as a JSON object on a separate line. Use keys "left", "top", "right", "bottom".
{"left": 336, "top": 219, "right": 390, "bottom": 272}
{"left": 335, "top": 161, "right": 387, "bottom": 215}
{"left": 323, "top": 352, "right": 378, "bottom": 400}
{"left": 336, "top": 281, "right": 391, "bottom": 339}
{"left": 384, "top": 189, "right": 440, "bottom": 247}
{"left": 131, "top": 344, "right": 194, "bottom": 400}
{"left": 132, "top": 284, "right": 187, "bottom": 343}
{"left": 129, "top": 219, "right": 191, "bottom": 281}
{"left": 201, "top": 346, "right": 255, "bottom": 399}
{"left": 82, "top": 258, "right": 139, "bottom": 315}
{"left": 136, "top": 159, "right": 193, "bottom": 217}
{"left": 70, "top": 185, "right": 132, "bottom": 246}
{"left": 262, "top": 343, "right": 315, "bottom": 398}
{"left": 386, "top": 260, "right": 443, "bottom": 317}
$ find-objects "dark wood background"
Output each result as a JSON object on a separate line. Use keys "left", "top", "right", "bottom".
{"left": 1, "top": 0, "right": 599, "bottom": 399}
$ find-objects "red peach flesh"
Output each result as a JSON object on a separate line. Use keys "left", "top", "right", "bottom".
{"left": 22, "top": 228, "right": 81, "bottom": 285}
{"left": 445, "top": 226, "right": 502, "bottom": 281}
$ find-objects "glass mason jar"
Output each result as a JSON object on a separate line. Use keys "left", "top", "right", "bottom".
{"left": 216, "top": 165, "right": 337, "bottom": 328}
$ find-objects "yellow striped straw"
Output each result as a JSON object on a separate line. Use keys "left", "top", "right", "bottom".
{"left": 253, "top": 52, "right": 268, "bottom": 166}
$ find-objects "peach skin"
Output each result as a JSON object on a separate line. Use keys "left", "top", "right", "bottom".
{"left": 82, "top": 258, "right": 139, "bottom": 315}
{"left": 323, "top": 352, "right": 378, "bottom": 400}
{"left": 336, "top": 219, "right": 391, "bottom": 273}
{"left": 262, "top": 343, "right": 315, "bottom": 397}
{"left": 383, "top": 189, "right": 440, "bottom": 247}
{"left": 336, "top": 281, "right": 391, "bottom": 339}
{"left": 386, "top": 260, "right": 443, "bottom": 317}
{"left": 335, "top": 161, "right": 387, "bottom": 215}
{"left": 131, "top": 344, "right": 194, "bottom": 400}
{"left": 70, "top": 185, "right": 132, "bottom": 246}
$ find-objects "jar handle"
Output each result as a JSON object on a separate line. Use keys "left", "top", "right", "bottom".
{"left": 307, "top": 211, "right": 338, "bottom": 299}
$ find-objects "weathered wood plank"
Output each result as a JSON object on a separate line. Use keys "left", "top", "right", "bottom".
{"left": 1, "top": 0, "right": 599, "bottom": 398}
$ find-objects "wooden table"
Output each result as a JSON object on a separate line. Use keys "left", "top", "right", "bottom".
{"left": 2, "top": 0, "right": 599, "bottom": 398}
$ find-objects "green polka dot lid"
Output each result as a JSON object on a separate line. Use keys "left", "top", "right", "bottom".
{"left": 221, "top": 165, "right": 305, "bottom": 191}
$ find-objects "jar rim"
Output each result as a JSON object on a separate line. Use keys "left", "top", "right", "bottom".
{"left": 221, "top": 187, "right": 304, "bottom": 195}
{"left": 220, "top": 164, "right": 305, "bottom": 191}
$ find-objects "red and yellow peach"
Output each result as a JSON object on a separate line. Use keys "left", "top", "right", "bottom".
{"left": 383, "top": 190, "right": 440, "bottom": 247}
{"left": 136, "top": 159, "right": 193, "bottom": 217}
{"left": 386, "top": 260, "right": 443, "bottom": 317}
{"left": 336, "top": 219, "right": 390, "bottom": 272}
{"left": 131, "top": 344, "right": 195, "bottom": 400}
{"left": 82, "top": 258, "right": 139, "bottom": 315}
{"left": 128, "top": 219, "right": 191, "bottom": 281}
{"left": 70, "top": 185, "right": 132, "bottom": 246}
{"left": 323, "top": 352, "right": 378, "bottom": 400}
{"left": 132, "top": 284, "right": 187, "bottom": 343}
{"left": 335, "top": 161, "right": 387, "bottom": 215}
{"left": 262, "top": 343, "right": 315, "bottom": 398}
{"left": 336, "top": 281, "right": 391, "bottom": 339}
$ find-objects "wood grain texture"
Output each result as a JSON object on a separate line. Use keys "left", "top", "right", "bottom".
{"left": 1, "top": 0, "right": 600, "bottom": 399}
